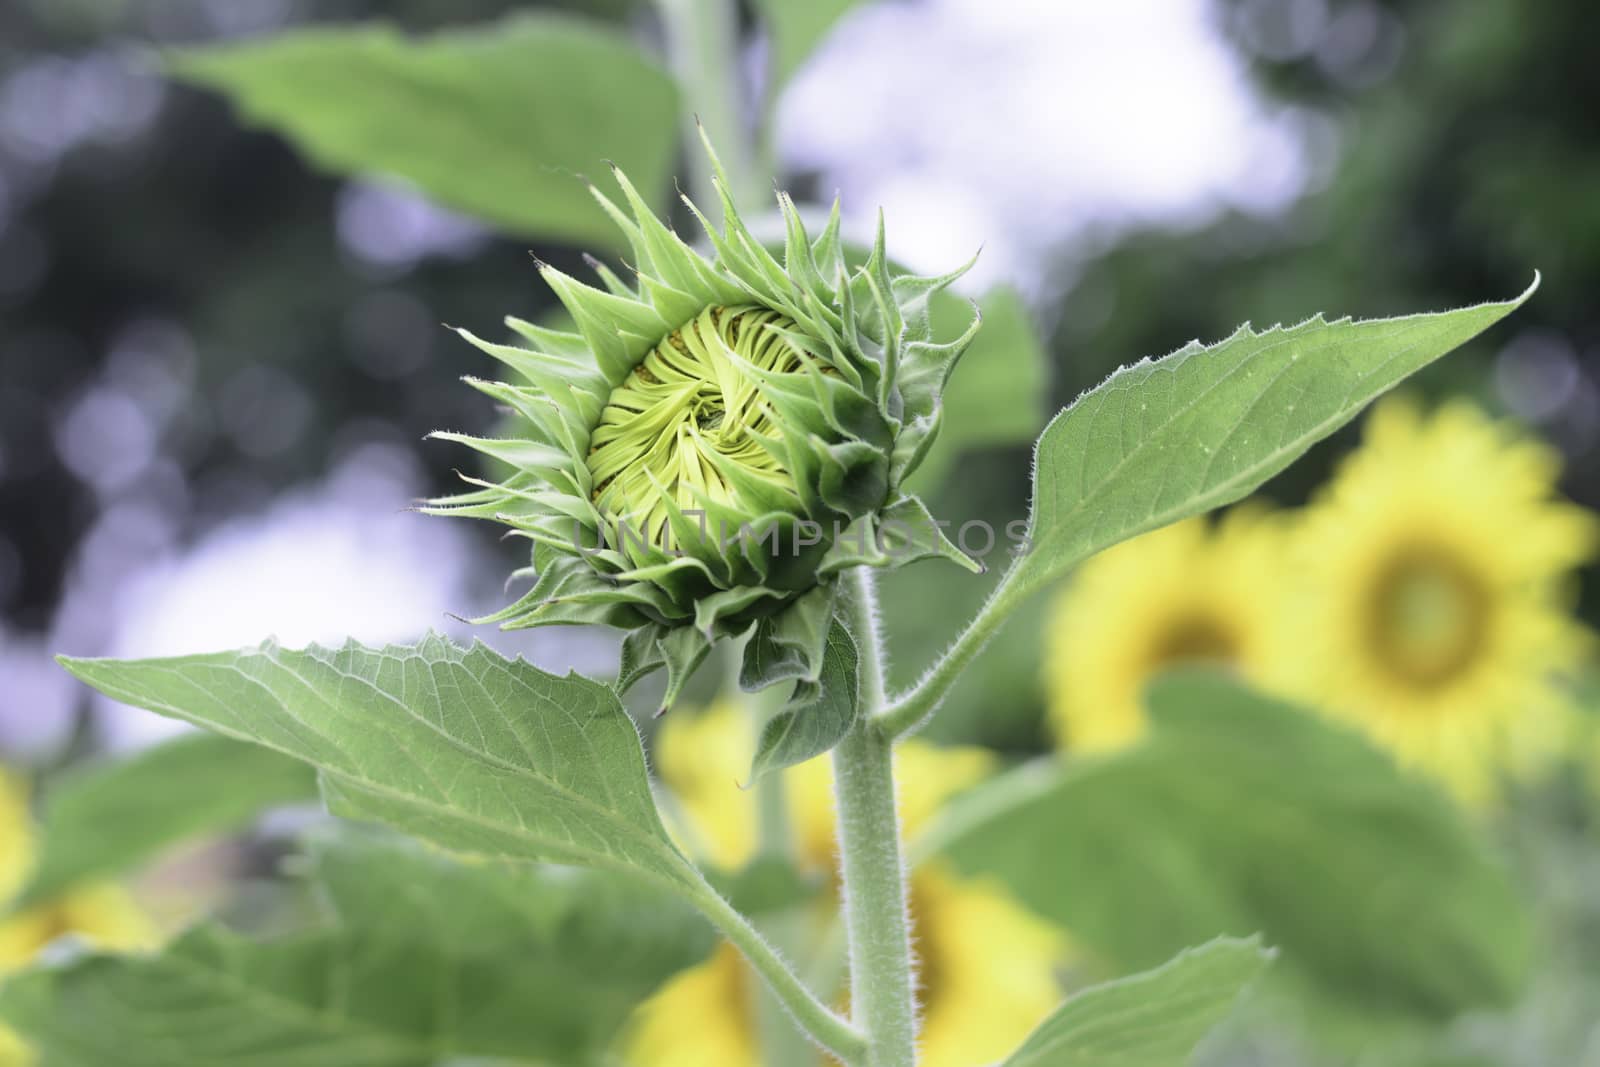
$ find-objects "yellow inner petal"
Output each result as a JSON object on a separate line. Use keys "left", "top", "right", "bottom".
{"left": 587, "top": 305, "right": 809, "bottom": 556}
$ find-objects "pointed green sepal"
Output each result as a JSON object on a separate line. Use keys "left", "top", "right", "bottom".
{"left": 738, "top": 584, "right": 835, "bottom": 692}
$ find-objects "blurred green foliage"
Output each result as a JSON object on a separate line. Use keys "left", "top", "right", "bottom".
{"left": 169, "top": 16, "right": 682, "bottom": 248}
{"left": 3, "top": 1, "right": 1599, "bottom": 1064}
{"left": 936, "top": 673, "right": 1532, "bottom": 1030}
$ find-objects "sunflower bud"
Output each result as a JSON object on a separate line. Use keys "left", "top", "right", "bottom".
{"left": 428, "top": 133, "right": 982, "bottom": 708}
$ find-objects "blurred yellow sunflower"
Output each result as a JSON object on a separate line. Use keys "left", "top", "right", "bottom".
{"left": 0, "top": 1025, "right": 25, "bottom": 1067}
{"left": 1043, "top": 508, "right": 1287, "bottom": 752}
{"left": 629, "top": 702, "right": 1064, "bottom": 1067}
{"left": 1279, "top": 397, "right": 1596, "bottom": 801}
{"left": 1, "top": 767, "right": 158, "bottom": 1066}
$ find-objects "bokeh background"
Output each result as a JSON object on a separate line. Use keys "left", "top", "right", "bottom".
{"left": 2, "top": 0, "right": 1599, "bottom": 1061}
{"left": 4, "top": 0, "right": 1596, "bottom": 755}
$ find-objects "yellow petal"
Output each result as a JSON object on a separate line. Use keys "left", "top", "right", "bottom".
{"left": 0, "top": 1024, "right": 33, "bottom": 1067}
{"left": 0, "top": 884, "right": 158, "bottom": 974}
{"left": 0, "top": 769, "right": 36, "bottom": 904}
{"left": 654, "top": 700, "right": 759, "bottom": 870}
{"left": 913, "top": 864, "right": 1065, "bottom": 1067}
{"left": 623, "top": 942, "right": 757, "bottom": 1067}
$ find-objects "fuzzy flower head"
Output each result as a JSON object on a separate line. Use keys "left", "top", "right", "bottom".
{"left": 428, "top": 135, "right": 981, "bottom": 705}
{"left": 1043, "top": 508, "right": 1289, "bottom": 753}
{"left": 1277, "top": 397, "right": 1596, "bottom": 802}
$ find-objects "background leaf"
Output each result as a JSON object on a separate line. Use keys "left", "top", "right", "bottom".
{"left": 1013, "top": 284, "right": 1535, "bottom": 594}
{"left": 747, "top": 618, "right": 859, "bottom": 782}
{"left": 705, "top": 854, "right": 822, "bottom": 917}
{"left": 58, "top": 635, "right": 700, "bottom": 892}
{"left": 932, "top": 671, "right": 1533, "bottom": 1023}
{"left": 9, "top": 733, "right": 317, "bottom": 910}
{"left": 1002, "top": 936, "right": 1272, "bottom": 1067}
{"left": 168, "top": 15, "right": 680, "bottom": 249}
{"left": 752, "top": 0, "right": 864, "bottom": 91}
{"left": 0, "top": 832, "right": 713, "bottom": 1065}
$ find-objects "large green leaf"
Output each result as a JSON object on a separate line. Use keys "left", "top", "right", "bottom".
{"left": 10, "top": 734, "right": 317, "bottom": 911}
{"left": 911, "top": 284, "right": 1050, "bottom": 490}
{"left": 168, "top": 15, "right": 680, "bottom": 249}
{"left": 0, "top": 833, "right": 712, "bottom": 1065}
{"left": 1002, "top": 937, "right": 1271, "bottom": 1067}
{"left": 1012, "top": 283, "right": 1535, "bottom": 595}
{"left": 754, "top": 0, "right": 863, "bottom": 90}
{"left": 932, "top": 671, "right": 1533, "bottom": 1022}
{"left": 57, "top": 635, "right": 700, "bottom": 891}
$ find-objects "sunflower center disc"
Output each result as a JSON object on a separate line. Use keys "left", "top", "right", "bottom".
{"left": 1367, "top": 546, "right": 1490, "bottom": 689}
{"left": 1148, "top": 613, "right": 1241, "bottom": 669}
{"left": 587, "top": 305, "right": 808, "bottom": 555}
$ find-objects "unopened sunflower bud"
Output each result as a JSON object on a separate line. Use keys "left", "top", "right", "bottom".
{"left": 427, "top": 133, "right": 983, "bottom": 708}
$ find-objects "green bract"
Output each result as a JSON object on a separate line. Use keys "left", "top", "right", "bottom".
{"left": 427, "top": 136, "right": 982, "bottom": 708}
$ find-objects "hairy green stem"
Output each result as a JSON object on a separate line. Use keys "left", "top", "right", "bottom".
{"left": 654, "top": 0, "right": 760, "bottom": 210}
{"left": 832, "top": 718, "right": 917, "bottom": 1066}
{"left": 833, "top": 568, "right": 918, "bottom": 1067}
{"left": 876, "top": 561, "right": 1033, "bottom": 739}
{"left": 688, "top": 879, "right": 866, "bottom": 1063}
{"left": 846, "top": 566, "right": 888, "bottom": 709}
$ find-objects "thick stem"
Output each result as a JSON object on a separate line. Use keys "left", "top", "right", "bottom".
{"left": 654, "top": 0, "right": 762, "bottom": 211}
{"left": 688, "top": 879, "right": 866, "bottom": 1063}
{"left": 833, "top": 568, "right": 918, "bottom": 1066}
{"left": 845, "top": 566, "right": 888, "bottom": 709}
{"left": 831, "top": 717, "right": 917, "bottom": 1067}
{"left": 875, "top": 560, "right": 1032, "bottom": 739}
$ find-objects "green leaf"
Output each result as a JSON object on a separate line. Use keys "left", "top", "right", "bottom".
{"left": 754, "top": 0, "right": 862, "bottom": 90}
{"left": 1001, "top": 937, "right": 1272, "bottom": 1067}
{"left": 933, "top": 671, "right": 1533, "bottom": 1022}
{"left": 168, "top": 15, "right": 680, "bottom": 249}
{"left": 57, "top": 635, "right": 701, "bottom": 891}
{"left": 1013, "top": 282, "right": 1535, "bottom": 595}
{"left": 747, "top": 619, "right": 859, "bottom": 783}
{"left": 10, "top": 734, "right": 317, "bottom": 911}
{"left": 911, "top": 285, "right": 1050, "bottom": 490}
{"left": 0, "top": 832, "right": 713, "bottom": 1066}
